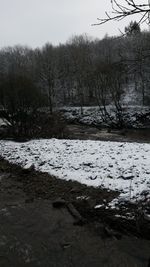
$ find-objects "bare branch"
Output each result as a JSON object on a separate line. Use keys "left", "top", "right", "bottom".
{"left": 92, "top": 0, "right": 150, "bottom": 26}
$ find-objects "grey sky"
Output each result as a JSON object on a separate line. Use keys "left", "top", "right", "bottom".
{"left": 0, "top": 0, "right": 147, "bottom": 48}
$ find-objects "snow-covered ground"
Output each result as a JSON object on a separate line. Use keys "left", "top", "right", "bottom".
{"left": 0, "top": 139, "right": 150, "bottom": 203}
{"left": 61, "top": 105, "right": 150, "bottom": 128}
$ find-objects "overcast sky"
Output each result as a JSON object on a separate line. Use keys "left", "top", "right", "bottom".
{"left": 0, "top": 0, "right": 147, "bottom": 48}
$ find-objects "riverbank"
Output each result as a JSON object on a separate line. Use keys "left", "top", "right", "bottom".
{"left": 0, "top": 158, "right": 150, "bottom": 266}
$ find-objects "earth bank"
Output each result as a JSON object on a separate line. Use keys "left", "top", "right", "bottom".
{"left": 0, "top": 158, "right": 150, "bottom": 267}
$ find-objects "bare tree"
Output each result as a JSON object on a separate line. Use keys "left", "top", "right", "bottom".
{"left": 37, "top": 44, "right": 56, "bottom": 114}
{"left": 94, "top": 0, "right": 150, "bottom": 26}
{"left": 67, "top": 35, "right": 93, "bottom": 114}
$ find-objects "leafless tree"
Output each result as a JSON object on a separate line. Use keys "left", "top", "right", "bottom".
{"left": 67, "top": 35, "right": 93, "bottom": 114}
{"left": 37, "top": 43, "right": 56, "bottom": 114}
{"left": 94, "top": 0, "right": 150, "bottom": 26}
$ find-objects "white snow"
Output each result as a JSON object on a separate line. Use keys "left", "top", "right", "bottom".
{"left": 61, "top": 105, "right": 150, "bottom": 127}
{"left": 0, "top": 118, "right": 11, "bottom": 127}
{"left": 94, "top": 204, "right": 104, "bottom": 209}
{"left": 0, "top": 139, "right": 150, "bottom": 203}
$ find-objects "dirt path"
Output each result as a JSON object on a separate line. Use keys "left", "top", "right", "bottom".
{"left": 0, "top": 159, "right": 150, "bottom": 267}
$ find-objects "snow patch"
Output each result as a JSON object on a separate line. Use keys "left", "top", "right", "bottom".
{"left": 0, "top": 139, "right": 150, "bottom": 203}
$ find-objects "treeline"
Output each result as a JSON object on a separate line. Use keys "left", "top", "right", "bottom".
{"left": 0, "top": 22, "right": 150, "bottom": 134}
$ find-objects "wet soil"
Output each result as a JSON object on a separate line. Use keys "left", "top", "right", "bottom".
{"left": 0, "top": 158, "right": 150, "bottom": 267}
{"left": 66, "top": 124, "right": 150, "bottom": 143}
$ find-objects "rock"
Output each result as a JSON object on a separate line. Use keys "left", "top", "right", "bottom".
{"left": 89, "top": 175, "right": 97, "bottom": 180}
{"left": 118, "top": 175, "right": 134, "bottom": 180}
{"left": 109, "top": 164, "right": 113, "bottom": 168}
{"left": 39, "top": 162, "right": 46, "bottom": 166}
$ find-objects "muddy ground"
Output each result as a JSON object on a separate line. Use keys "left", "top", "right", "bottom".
{"left": 66, "top": 124, "right": 150, "bottom": 143}
{"left": 0, "top": 158, "right": 150, "bottom": 267}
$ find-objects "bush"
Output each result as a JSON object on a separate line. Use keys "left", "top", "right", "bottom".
{"left": 1, "top": 111, "right": 67, "bottom": 140}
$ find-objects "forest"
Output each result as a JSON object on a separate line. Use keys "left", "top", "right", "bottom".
{"left": 0, "top": 22, "right": 150, "bottom": 136}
